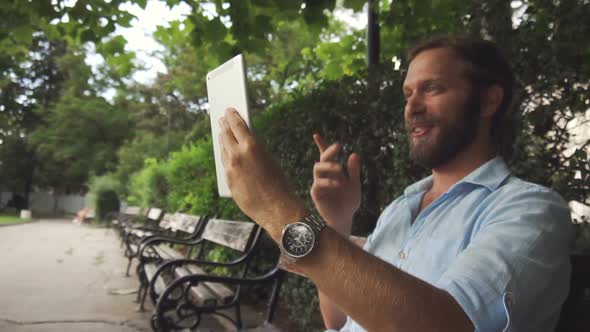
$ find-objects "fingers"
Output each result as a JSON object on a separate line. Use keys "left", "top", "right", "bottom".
{"left": 313, "top": 133, "right": 327, "bottom": 153}
{"left": 224, "top": 108, "right": 251, "bottom": 144}
{"left": 312, "top": 178, "right": 342, "bottom": 190}
{"left": 347, "top": 153, "right": 361, "bottom": 186}
{"left": 319, "top": 143, "right": 341, "bottom": 162}
{"left": 314, "top": 134, "right": 344, "bottom": 164}
{"left": 219, "top": 116, "right": 238, "bottom": 149}
{"left": 218, "top": 116, "right": 238, "bottom": 166}
{"left": 314, "top": 162, "right": 346, "bottom": 180}
{"left": 310, "top": 178, "right": 345, "bottom": 201}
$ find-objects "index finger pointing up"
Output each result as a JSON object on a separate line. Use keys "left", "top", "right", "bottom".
{"left": 225, "top": 108, "right": 251, "bottom": 144}
{"left": 313, "top": 133, "right": 327, "bottom": 153}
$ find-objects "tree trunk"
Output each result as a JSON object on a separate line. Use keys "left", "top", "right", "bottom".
{"left": 23, "top": 149, "right": 36, "bottom": 209}
{"left": 367, "top": 0, "right": 380, "bottom": 68}
{"left": 363, "top": 0, "right": 382, "bottom": 232}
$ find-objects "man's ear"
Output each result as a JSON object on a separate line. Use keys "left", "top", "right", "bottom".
{"left": 481, "top": 85, "right": 503, "bottom": 117}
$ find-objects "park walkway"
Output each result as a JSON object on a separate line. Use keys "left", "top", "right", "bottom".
{"left": 0, "top": 219, "right": 245, "bottom": 332}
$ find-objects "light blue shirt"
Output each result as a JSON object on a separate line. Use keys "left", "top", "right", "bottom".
{"left": 330, "top": 157, "right": 573, "bottom": 332}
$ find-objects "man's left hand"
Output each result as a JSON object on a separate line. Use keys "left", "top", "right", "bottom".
{"left": 218, "top": 108, "right": 308, "bottom": 241}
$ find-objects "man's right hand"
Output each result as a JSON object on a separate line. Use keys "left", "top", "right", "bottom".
{"left": 310, "top": 134, "right": 361, "bottom": 237}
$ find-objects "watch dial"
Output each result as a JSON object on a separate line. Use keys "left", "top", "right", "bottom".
{"left": 282, "top": 223, "right": 314, "bottom": 257}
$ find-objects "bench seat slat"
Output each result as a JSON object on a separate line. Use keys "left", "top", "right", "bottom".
{"left": 153, "top": 245, "right": 184, "bottom": 260}
{"left": 128, "top": 229, "right": 153, "bottom": 238}
{"left": 174, "top": 267, "right": 223, "bottom": 306}
{"left": 144, "top": 264, "right": 167, "bottom": 295}
{"left": 184, "top": 265, "right": 235, "bottom": 304}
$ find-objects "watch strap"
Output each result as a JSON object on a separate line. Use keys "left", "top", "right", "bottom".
{"left": 305, "top": 214, "right": 327, "bottom": 235}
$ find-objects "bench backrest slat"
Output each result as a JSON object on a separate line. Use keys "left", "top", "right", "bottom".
{"left": 125, "top": 206, "right": 141, "bottom": 215}
{"left": 147, "top": 207, "right": 164, "bottom": 221}
{"left": 174, "top": 213, "right": 202, "bottom": 234}
{"left": 202, "top": 219, "right": 256, "bottom": 252}
{"left": 158, "top": 213, "right": 177, "bottom": 229}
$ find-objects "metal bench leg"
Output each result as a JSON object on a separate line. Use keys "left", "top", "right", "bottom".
{"left": 138, "top": 284, "right": 149, "bottom": 311}
{"left": 235, "top": 302, "right": 243, "bottom": 330}
{"left": 125, "top": 256, "right": 133, "bottom": 277}
{"left": 266, "top": 271, "right": 285, "bottom": 323}
{"left": 135, "top": 283, "right": 144, "bottom": 303}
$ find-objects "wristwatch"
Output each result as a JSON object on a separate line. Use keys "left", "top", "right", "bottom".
{"left": 280, "top": 214, "right": 327, "bottom": 264}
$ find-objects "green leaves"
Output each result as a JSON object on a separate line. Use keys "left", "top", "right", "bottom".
{"left": 31, "top": 93, "right": 131, "bottom": 189}
{"left": 302, "top": 0, "right": 336, "bottom": 30}
{"left": 97, "top": 35, "right": 127, "bottom": 56}
{"left": 80, "top": 29, "right": 98, "bottom": 43}
{"left": 344, "top": 0, "right": 367, "bottom": 12}
{"left": 202, "top": 17, "right": 228, "bottom": 42}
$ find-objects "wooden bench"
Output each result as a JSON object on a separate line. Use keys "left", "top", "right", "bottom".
{"left": 145, "top": 218, "right": 285, "bottom": 331}
{"left": 123, "top": 207, "right": 165, "bottom": 239}
{"left": 122, "top": 207, "right": 167, "bottom": 276}
{"left": 135, "top": 212, "right": 208, "bottom": 309}
{"left": 110, "top": 205, "right": 144, "bottom": 240}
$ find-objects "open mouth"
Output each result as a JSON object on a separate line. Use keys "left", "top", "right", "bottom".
{"left": 410, "top": 125, "right": 434, "bottom": 138}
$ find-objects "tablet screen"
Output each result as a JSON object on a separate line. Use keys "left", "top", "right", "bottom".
{"left": 206, "top": 54, "right": 252, "bottom": 197}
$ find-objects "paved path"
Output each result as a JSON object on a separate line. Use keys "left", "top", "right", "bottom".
{"left": 0, "top": 219, "right": 153, "bottom": 332}
{"left": 0, "top": 219, "right": 282, "bottom": 332}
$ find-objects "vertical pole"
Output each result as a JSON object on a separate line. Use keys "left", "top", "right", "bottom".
{"left": 367, "top": 0, "right": 380, "bottom": 68}
{"left": 365, "top": 0, "right": 381, "bottom": 233}
{"left": 167, "top": 108, "right": 171, "bottom": 159}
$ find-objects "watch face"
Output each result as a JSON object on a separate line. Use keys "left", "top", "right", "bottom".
{"left": 282, "top": 222, "right": 315, "bottom": 258}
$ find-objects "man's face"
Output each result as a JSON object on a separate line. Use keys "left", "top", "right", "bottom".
{"left": 402, "top": 48, "right": 481, "bottom": 169}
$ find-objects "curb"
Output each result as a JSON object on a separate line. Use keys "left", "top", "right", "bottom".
{"left": 0, "top": 219, "right": 38, "bottom": 227}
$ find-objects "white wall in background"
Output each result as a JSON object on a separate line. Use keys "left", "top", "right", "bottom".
{"left": 1, "top": 191, "right": 91, "bottom": 215}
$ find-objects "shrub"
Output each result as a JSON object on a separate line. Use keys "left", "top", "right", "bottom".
{"left": 96, "top": 190, "right": 120, "bottom": 222}
{"left": 127, "top": 158, "right": 168, "bottom": 208}
{"left": 88, "top": 174, "right": 121, "bottom": 222}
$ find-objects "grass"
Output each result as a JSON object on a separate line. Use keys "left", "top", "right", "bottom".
{"left": 0, "top": 214, "right": 31, "bottom": 225}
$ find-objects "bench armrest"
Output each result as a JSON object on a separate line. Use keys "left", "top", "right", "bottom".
{"left": 166, "top": 265, "right": 282, "bottom": 288}
{"left": 152, "top": 267, "right": 284, "bottom": 331}
{"left": 138, "top": 235, "right": 204, "bottom": 259}
{"left": 149, "top": 258, "right": 278, "bottom": 306}
{"left": 154, "top": 257, "right": 252, "bottom": 275}
{"left": 140, "top": 234, "right": 203, "bottom": 248}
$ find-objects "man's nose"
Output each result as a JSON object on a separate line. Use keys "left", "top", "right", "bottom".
{"left": 404, "top": 94, "right": 426, "bottom": 116}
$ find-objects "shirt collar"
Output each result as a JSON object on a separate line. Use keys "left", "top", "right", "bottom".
{"left": 403, "top": 156, "right": 511, "bottom": 196}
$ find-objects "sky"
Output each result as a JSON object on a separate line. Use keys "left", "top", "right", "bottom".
{"left": 86, "top": 0, "right": 367, "bottom": 86}
{"left": 86, "top": 0, "right": 192, "bottom": 85}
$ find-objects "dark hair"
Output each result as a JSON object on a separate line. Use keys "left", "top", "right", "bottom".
{"left": 407, "top": 36, "right": 516, "bottom": 158}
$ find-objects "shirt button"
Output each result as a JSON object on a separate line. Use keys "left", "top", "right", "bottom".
{"left": 398, "top": 251, "right": 407, "bottom": 259}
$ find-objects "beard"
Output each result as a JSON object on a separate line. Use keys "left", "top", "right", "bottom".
{"left": 407, "top": 90, "right": 481, "bottom": 169}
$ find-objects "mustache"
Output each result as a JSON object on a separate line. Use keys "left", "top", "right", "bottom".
{"left": 405, "top": 114, "right": 440, "bottom": 129}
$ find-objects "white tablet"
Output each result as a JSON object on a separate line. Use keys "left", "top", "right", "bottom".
{"left": 206, "top": 54, "right": 252, "bottom": 197}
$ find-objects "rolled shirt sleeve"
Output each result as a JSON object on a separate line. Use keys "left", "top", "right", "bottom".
{"left": 434, "top": 184, "right": 573, "bottom": 332}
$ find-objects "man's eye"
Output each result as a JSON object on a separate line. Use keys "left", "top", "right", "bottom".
{"left": 424, "top": 84, "right": 441, "bottom": 93}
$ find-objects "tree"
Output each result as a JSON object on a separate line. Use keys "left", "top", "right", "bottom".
{"left": 31, "top": 93, "right": 130, "bottom": 190}
{"left": 0, "top": 0, "right": 143, "bottom": 202}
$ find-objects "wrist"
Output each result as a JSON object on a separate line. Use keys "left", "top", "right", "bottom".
{"left": 261, "top": 202, "right": 309, "bottom": 243}
{"left": 324, "top": 216, "right": 353, "bottom": 237}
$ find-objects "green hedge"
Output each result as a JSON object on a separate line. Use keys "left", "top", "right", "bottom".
{"left": 89, "top": 175, "right": 121, "bottom": 222}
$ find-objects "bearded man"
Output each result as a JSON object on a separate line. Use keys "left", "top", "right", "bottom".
{"left": 218, "top": 36, "right": 573, "bottom": 332}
